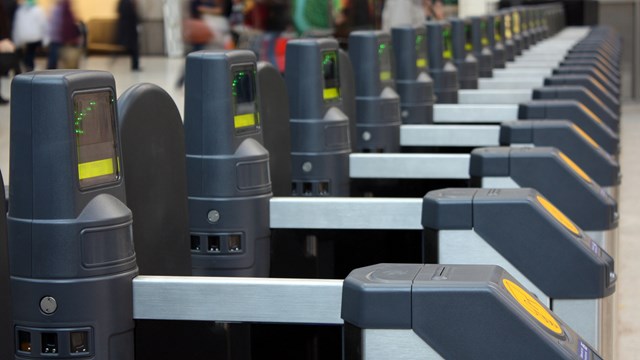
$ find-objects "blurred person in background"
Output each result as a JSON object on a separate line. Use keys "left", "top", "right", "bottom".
{"left": 47, "top": 0, "right": 81, "bottom": 69}
{"left": 197, "top": 0, "right": 233, "bottom": 49}
{"left": 117, "top": 0, "right": 140, "bottom": 71}
{"left": 12, "top": 0, "right": 48, "bottom": 72}
{"left": 382, "top": 0, "right": 424, "bottom": 30}
{"left": 0, "top": 0, "right": 18, "bottom": 104}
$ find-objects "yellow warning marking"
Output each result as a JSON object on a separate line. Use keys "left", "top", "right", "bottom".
{"left": 323, "top": 87, "right": 340, "bottom": 100}
{"left": 380, "top": 71, "right": 391, "bottom": 81}
{"left": 537, "top": 195, "right": 581, "bottom": 236}
{"left": 579, "top": 103, "right": 604, "bottom": 125}
{"left": 78, "top": 158, "right": 114, "bottom": 180}
{"left": 558, "top": 151, "right": 593, "bottom": 184}
{"left": 416, "top": 58, "right": 427, "bottom": 69}
{"left": 571, "top": 124, "right": 601, "bottom": 149}
{"left": 503, "top": 278, "right": 564, "bottom": 335}
{"left": 234, "top": 113, "right": 256, "bottom": 128}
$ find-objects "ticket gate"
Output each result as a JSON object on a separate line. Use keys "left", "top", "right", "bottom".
{"left": 1, "top": 170, "right": 11, "bottom": 360}
{"left": 130, "top": 263, "right": 603, "bottom": 360}
{"left": 8, "top": 71, "right": 138, "bottom": 359}
{"left": 469, "top": 15, "right": 494, "bottom": 77}
{"left": 342, "top": 264, "right": 603, "bottom": 359}
{"left": 450, "top": 17, "right": 479, "bottom": 89}
{"left": 422, "top": 188, "right": 615, "bottom": 358}
{"left": 2, "top": 63, "right": 612, "bottom": 358}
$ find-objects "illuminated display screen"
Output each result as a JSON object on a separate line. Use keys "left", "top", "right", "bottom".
{"left": 378, "top": 42, "right": 392, "bottom": 82}
{"left": 231, "top": 66, "right": 260, "bottom": 132}
{"left": 415, "top": 33, "right": 428, "bottom": 69}
{"left": 480, "top": 20, "right": 489, "bottom": 47}
{"left": 442, "top": 26, "right": 453, "bottom": 60}
{"left": 513, "top": 12, "right": 521, "bottom": 34}
{"left": 504, "top": 14, "right": 513, "bottom": 39}
{"left": 464, "top": 23, "right": 473, "bottom": 52}
{"left": 494, "top": 18, "right": 503, "bottom": 42}
{"left": 74, "top": 91, "right": 120, "bottom": 189}
{"left": 322, "top": 51, "right": 340, "bottom": 101}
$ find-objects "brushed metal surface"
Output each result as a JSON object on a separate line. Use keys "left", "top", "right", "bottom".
{"left": 553, "top": 298, "right": 612, "bottom": 360}
{"left": 269, "top": 197, "right": 424, "bottom": 230}
{"left": 362, "top": 329, "right": 443, "bottom": 360}
{"left": 438, "top": 229, "right": 550, "bottom": 306}
{"left": 478, "top": 78, "right": 545, "bottom": 90}
{"left": 133, "top": 276, "right": 344, "bottom": 324}
{"left": 400, "top": 124, "right": 500, "bottom": 146}
{"left": 349, "top": 153, "right": 471, "bottom": 179}
{"left": 433, "top": 104, "right": 519, "bottom": 123}
{"left": 458, "top": 89, "right": 533, "bottom": 104}
{"left": 491, "top": 69, "right": 553, "bottom": 78}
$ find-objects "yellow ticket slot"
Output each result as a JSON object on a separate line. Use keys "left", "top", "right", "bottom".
{"left": 234, "top": 113, "right": 256, "bottom": 128}
{"left": 323, "top": 87, "right": 340, "bottom": 100}
{"left": 78, "top": 158, "right": 115, "bottom": 180}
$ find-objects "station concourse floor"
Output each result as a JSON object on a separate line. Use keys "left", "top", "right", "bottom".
{"left": 0, "top": 55, "right": 639, "bottom": 359}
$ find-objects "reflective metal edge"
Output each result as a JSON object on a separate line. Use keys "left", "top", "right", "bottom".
{"left": 491, "top": 69, "right": 553, "bottom": 78}
{"left": 433, "top": 104, "right": 519, "bottom": 122}
{"left": 458, "top": 89, "right": 533, "bottom": 104}
{"left": 400, "top": 124, "right": 500, "bottom": 146}
{"left": 478, "top": 78, "right": 545, "bottom": 89}
{"left": 133, "top": 276, "right": 344, "bottom": 324}
{"left": 349, "top": 153, "right": 471, "bottom": 179}
{"left": 269, "top": 197, "right": 424, "bottom": 230}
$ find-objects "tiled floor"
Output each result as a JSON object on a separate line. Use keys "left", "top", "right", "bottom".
{"left": 0, "top": 55, "right": 638, "bottom": 359}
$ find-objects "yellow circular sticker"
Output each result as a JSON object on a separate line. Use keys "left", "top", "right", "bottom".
{"left": 536, "top": 195, "right": 581, "bottom": 236}
{"left": 558, "top": 151, "right": 593, "bottom": 184}
{"left": 503, "top": 278, "right": 564, "bottom": 335}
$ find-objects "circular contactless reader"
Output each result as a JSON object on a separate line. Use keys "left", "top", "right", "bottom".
{"left": 8, "top": 70, "right": 137, "bottom": 359}
{"left": 349, "top": 31, "right": 401, "bottom": 153}
{"left": 391, "top": 25, "right": 436, "bottom": 124}
{"left": 285, "top": 38, "right": 352, "bottom": 196}
{"left": 184, "top": 50, "right": 272, "bottom": 277}
{"left": 503, "top": 278, "right": 565, "bottom": 337}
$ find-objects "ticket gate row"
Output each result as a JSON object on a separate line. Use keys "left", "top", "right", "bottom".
{"left": 2, "top": 5, "right": 623, "bottom": 360}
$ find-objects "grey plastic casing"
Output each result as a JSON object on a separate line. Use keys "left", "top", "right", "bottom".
{"left": 486, "top": 14, "right": 506, "bottom": 68}
{"left": 497, "top": 11, "right": 516, "bottom": 61}
{"left": 532, "top": 86, "right": 618, "bottom": 130}
{"left": 450, "top": 18, "right": 479, "bottom": 89}
{"left": 8, "top": 71, "right": 137, "bottom": 359}
{"left": 391, "top": 25, "right": 435, "bottom": 124}
{"left": 348, "top": 31, "right": 401, "bottom": 153}
{"left": 469, "top": 146, "right": 618, "bottom": 231}
{"left": 426, "top": 21, "right": 459, "bottom": 104}
{"left": 422, "top": 188, "right": 615, "bottom": 298}
{"left": 500, "top": 120, "right": 620, "bottom": 187}
{"left": 470, "top": 16, "right": 494, "bottom": 77}
{"left": 285, "top": 38, "right": 352, "bottom": 196}
{"left": 184, "top": 51, "right": 272, "bottom": 277}
{"left": 518, "top": 100, "right": 620, "bottom": 155}
{"left": 342, "top": 263, "right": 602, "bottom": 359}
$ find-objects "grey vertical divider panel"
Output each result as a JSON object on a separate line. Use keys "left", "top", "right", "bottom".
{"left": 0, "top": 170, "right": 10, "bottom": 360}
{"left": 340, "top": 49, "right": 358, "bottom": 152}
{"left": 258, "top": 62, "right": 292, "bottom": 197}
{"left": 118, "top": 83, "right": 222, "bottom": 360}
